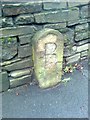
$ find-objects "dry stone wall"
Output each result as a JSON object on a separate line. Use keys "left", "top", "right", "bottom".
{"left": 0, "top": 1, "right": 90, "bottom": 92}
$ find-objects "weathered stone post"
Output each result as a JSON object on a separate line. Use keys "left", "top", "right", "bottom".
{"left": 32, "top": 28, "right": 64, "bottom": 89}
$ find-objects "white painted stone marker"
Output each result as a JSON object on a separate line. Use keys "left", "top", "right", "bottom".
{"left": 32, "top": 28, "right": 64, "bottom": 88}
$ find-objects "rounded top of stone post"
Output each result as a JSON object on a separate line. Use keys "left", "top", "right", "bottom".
{"left": 32, "top": 28, "right": 64, "bottom": 43}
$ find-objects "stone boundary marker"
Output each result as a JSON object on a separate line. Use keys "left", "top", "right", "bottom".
{"left": 32, "top": 28, "right": 64, "bottom": 88}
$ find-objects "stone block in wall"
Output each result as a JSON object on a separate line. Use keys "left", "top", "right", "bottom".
{"left": 66, "top": 53, "right": 80, "bottom": 64}
{"left": 34, "top": 10, "right": 67, "bottom": 23}
{"left": 43, "top": 2, "right": 67, "bottom": 10}
{"left": 2, "top": 2, "right": 42, "bottom": 16}
{"left": 68, "top": 1, "right": 89, "bottom": 8}
{"left": 9, "top": 68, "right": 32, "bottom": 78}
{"left": 77, "top": 43, "right": 88, "bottom": 52}
{"left": 1, "top": 37, "right": 17, "bottom": 60}
{"left": 44, "top": 22, "right": 66, "bottom": 29}
{"left": 67, "top": 18, "right": 88, "bottom": 26}
{"left": 19, "top": 34, "right": 32, "bottom": 45}
{"left": 18, "top": 44, "right": 32, "bottom": 58}
{"left": 59, "top": 28, "right": 74, "bottom": 45}
{"left": 81, "top": 50, "right": 88, "bottom": 57}
{"left": 67, "top": 7, "right": 79, "bottom": 22}
{"left": 75, "top": 23, "right": 88, "bottom": 32}
{"left": 75, "top": 31, "right": 89, "bottom": 41}
{"left": 10, "top": 74, "right": 32, "bottom": 88}
{"left": 75, "top": 39, "right": 88, "bottom": 46}
{"left": 2, "top": 17, "right": 13, "bottom": 27}
{"left": 64, "top": 45, "right": 77, "bottom": 57}
{"left": 0, "top": 58, "right": 21, "bottom": 66}
{"left": 34, "top": 8, "right": 79, "bottom": 23}
{"left": 15, "top": 14, "right": 34, "bottom": 25}
{"left": 0, "top": 26, "right": 37, "bottom": 37}
{"left": 2, "top": 58, "right": 33, "bottom": 71}
{"left": 67, "top": 19, "right": 80, "bottom": 26}
{"left": 0, "top": 72, "right": 10, "bottom": 92}
{"left": 80, "top": 5, "right": 89, "bottom": 19}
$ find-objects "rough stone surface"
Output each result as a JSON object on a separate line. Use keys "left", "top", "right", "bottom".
{"left": 81, "top": 50, "right": 88, "bottom": 57}
{"left": 10, "top": 75, "right": 32, "bottom": 88}
{"left": 34, "top": 10, "right": 67, "bottom": 23}
{"left": 0, "top": 26, "right": 37, "bottom": 37}
{"left": 0, "top": 72, "right": 10, "bottom": 92}
{"left": 68, "top": 1, "right": 89, "bottom": 7}
{"left": 34, "top": 8, "right": 79, "bottom": 23}
{"left": 3, "top": 58, "right": 33, "bottom": 71}
{"left": 67, "top": 19, "right": 79, "bottom": 26}
{"left": 2, "top": 2, "right": 42, "bottom": 16}
{"left": 64, "top": 45, "right": 77, "bottom": 57}
{"left": 44, "top": 23, "right": 66, "bottom": 29}
{"left": 2, "top": 17, "right": 13, "bottom": 27}
{"left": 2, "top": 37, "right": 17, "bottom": 60}
{"left": 67, "top": 7, "right": 79, "bottom": 22}
{"left": 10, "top": 68, "right": 32, "bottom": 78}
{"left": 15, "top": 14, "right": 34, "bottom": 25}
{"left": 80, "top": 5, "right": 89, "bottom": 19}
{"left": 32, "top": 28, "right": 64, "bottom": 88}
{"left": 0, "top": 59, "right": 21, "bottom": 66}
{"left": 75, "top": 31, "right": 89, "bottom": 41}
{"left": 77, "top": 43, "right": 88, "bottom": 52}
{"left": 18, "top": 44, "right": 32, "bottom": 58}
{"left": 75, "top": 39, "right": 88, "bottom": 46}
{"left": 19, "top": 34, "right": 32, "bottom": 45}
{"left": 59, "top": 28, "right": 74, "bottom": 45}
{"left": 66, "top": 53, "right": 80, "bottom": 64}
{"left": 43, "top": 2, "right": 66, "bottom": 10}
{"left": 75, "top": 23, "right": 88, "bottom": 32}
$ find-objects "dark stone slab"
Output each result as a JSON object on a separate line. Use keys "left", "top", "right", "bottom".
{"left": 66, "top": 53, "right": 80, "bottom": 64}
{"left": 18, "top": 44, "right": 32, "bottom": 58}
{"left": 81, "top": 50, "right": 88, "bottom": 57}
{"left": 43, "top": 2, "right": 66, "bottom": 10}
{"left": 75, "top": 39, "right": 88, "bottom": 45}
{"left": 19, "top": 34, "right": 32, "bottom": 45}
{"left": 80, "top": 5, "right": 89, "bottom": 19}
{"left": 2, "top": 2, "right": 42, "bottom": 16}
{"left": 76, "top": 43, "right": 88, "bottom": 52}
{"left": 34, "top": 10, "right": 67, "bottom": 23}
{"left": 0, "top": 71, "right": 10, "bottom": 92}
{"left": 68, "top": 1, "right": 88, "bottom": 8}
{"left": 9, "top": 68, "right": 32, "bottom": 78}
{"left": 67, "top": 7, "right": 79, "bottom": 22}
{"left": 34, "top": 7, "right": 79, "bottom": 23}
{"left": 2, "top": 17, "right": 13, "bottom": 27}
{"left": 64, "top": 45, "right": 77, "bottom": 57}
{"left": 0, "top": 26, "right": 37, "bottom": 37}
{"left": 44, "top": 23, "right": 66, "bottom": 29}
{"left": 2, "top": 58, "right": 33, "bottom": 71}
{"left": 10, "top": 74, "right": 32, "bottom": 88}
{"left": 15, "top": 14, "right": 34, "bottom": 25}
{"left": 75, "top": 31, "right": 89, "bottom": 41}
{"left": 2, "top": 37, "right": 17, "bottom": 60}
{"left": 75, "top": 23, "right": 88, "bottom": 32}
{"left": 59, "top": 28, "right": 74, "bottom": 45}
